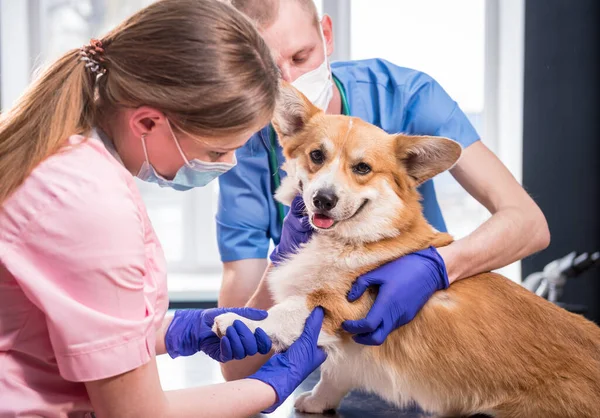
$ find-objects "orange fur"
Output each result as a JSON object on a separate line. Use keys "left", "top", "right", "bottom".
{"left": 274, "top": 83, "right": 600, "bottom": 417}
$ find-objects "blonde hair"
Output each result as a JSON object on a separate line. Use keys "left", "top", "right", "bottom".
{"left": 0, "top": 0, "right": 279, "bottom": 204}
{"left": 229, "top": 0, "right": 320, "bottom": 30}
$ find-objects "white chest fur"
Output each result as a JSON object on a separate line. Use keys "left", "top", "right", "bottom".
{"left": 267, "top": 235, "right": 386, "bottom": 303}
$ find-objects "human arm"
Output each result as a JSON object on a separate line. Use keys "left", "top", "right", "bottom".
{"left": 216, "top": 134, "right": 276, "bottom": 307}
{"left": 342, "top": 144, "right": 549, "bottom": 344}
{"left": 439, "top": 140, "right": 550, "bottom": 283}
{"left": 86, "top": 308, "right": 327, "bottom": 417}
{"left": 86, "top": 356, "right": 277, "bottom": 418}
{"left": 163, "top": 307, "right": 272, "bottom": 361}
{"left": 218, "top": 193, "right": 313, "bottom": 308}
{"left": 220, "top": 264, "right": 277, "bottom": 381}
{"left": 244, "top": 195, "right": 314, "bottom": 310}
{"left": 156, "top": 308, "right": 273, "bottom": 361}
{"left": 343, "top": 73, "right": 549, "bottom": 345}
{"left": 215, "top": 147, "right": 276, "bottom": 373}
{"left": 219, "top": 258, "right": 268, "bottom": 308}
{"left": 400, "top": 73, "right": 549, "bottom": 279}
{"left": 155, "top": 313, "right": 174, "bottom": 356}
{"left": 216, "top": 153, "right": 275, "bottom": 378}
{"left": 220, "top": 196, "right": 315, "bottom": 380}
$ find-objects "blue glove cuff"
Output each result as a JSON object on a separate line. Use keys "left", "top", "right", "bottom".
{"left": 269, "top": 246, "right": 286, "bottom": 265}
{"left": 165, "top": 309, "right": 201, "bottom": 359}
{"left": 247, "top": 363, "right": 289, "bottom": 413}
{"left": 426, "top": 246, "right": 450, "bottom": 289}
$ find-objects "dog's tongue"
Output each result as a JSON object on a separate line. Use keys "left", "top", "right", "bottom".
{"left": 313, "top": 214, "right": 335, "bottom": 229}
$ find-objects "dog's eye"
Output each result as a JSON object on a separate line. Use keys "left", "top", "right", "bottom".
{"left": 353, "top": 162, "right": 372, "bottom": 175}
{"left": 310, "top": 150, "right": 325, "bottom": 164}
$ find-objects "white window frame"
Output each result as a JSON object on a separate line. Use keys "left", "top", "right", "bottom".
{"left": 484, "top": 0, "right": 525, "bottom": 281}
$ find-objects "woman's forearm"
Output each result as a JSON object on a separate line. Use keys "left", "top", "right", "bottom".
{"left": 165, "top": 379, "right": 275, "bottom": 418}
{"left": 220, "top": 265, "right": 276, "bottom": 381}
{"left": 155, "top": 313, "right": 174, "bottom": 356}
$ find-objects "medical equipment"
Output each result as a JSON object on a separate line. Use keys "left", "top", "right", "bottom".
{"left": 522, "top": 250, "right": 600, "bottom": 312}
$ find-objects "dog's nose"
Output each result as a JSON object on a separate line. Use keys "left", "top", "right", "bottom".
{"left": 313, "top": 190, "right": 338, "bottom": 211}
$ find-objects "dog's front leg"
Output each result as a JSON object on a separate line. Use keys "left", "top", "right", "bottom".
{"left": 213, "top": 296, "right": 318, "bottom": 352}
{"left": 294, "top": 359, "right": 354, "bottom": 414}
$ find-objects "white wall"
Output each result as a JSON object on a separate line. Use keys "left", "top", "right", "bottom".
{"left": 0, "top": 0, "right": 31, "bottom": 110}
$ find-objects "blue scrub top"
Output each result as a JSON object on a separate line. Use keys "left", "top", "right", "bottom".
{"left": 216, "top": 58, "right": 480, "bottom": 262}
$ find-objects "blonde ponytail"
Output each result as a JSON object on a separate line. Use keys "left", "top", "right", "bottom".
{"left": 0, "top": 48, "right": 95, "bottom": 204}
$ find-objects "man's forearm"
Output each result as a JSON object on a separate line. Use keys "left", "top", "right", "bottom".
{"left": 220, "top": 265, "right": 276, "bottom": 381}
{"left": 438, "top": 204, "right": 550, "bottom": 284}
{"left": 246, "top": 268, "right": 276, "bottom": 309}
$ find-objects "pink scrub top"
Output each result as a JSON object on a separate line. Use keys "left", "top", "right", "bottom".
{"left": 0, "top": 131, "right": 169, "bottom": 417}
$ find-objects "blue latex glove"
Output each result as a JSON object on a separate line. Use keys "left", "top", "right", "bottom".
{"left": 270, "top": 195, "right": 313, "bottom": 265}
{"left": 248, "top": 307, "right": 327, "bottom": 413}
{"left": 165, "top": 308, "right": 272, "bottom": 362}
{"left": 342, "top": 247, "right": 449, "bottom": 346}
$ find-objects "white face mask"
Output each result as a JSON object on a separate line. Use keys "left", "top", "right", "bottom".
{"left": 291, "top": 27, "right": 333, "bottom": 111}
{"left": 137, "top": 120, "right": 236, "bottom": 191}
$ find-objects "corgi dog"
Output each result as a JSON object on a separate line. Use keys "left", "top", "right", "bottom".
{"left": 214, "top": 84, "right": 600, "bottom": 417}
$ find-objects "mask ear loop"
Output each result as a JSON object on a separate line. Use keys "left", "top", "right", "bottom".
{"left": 319, "top": 25, "right": 332, "bottom": 75}
{"left": 166, "top": 119, "right": 194, "bottom": 168}
{"left": 140, "top": 133, "right": 151, "bottom": 162}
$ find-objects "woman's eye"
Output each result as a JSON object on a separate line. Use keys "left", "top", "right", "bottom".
{"left": 353, "top": 162, "right": 372, "bottom": 175}
{"left": 310, "top": 150, "right": 325, "bottom": 164}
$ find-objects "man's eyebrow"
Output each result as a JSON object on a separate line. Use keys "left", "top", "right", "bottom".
{"left": 286, "top": 44, "right": 315, "bottom": 58}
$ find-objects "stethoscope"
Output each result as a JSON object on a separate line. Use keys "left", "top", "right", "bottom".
{"left": 267, "top": 75, "right": 351, "bottom": 225}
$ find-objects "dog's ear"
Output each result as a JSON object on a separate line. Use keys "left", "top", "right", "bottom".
{"left": 272, "top": 82, "right": 321, "bottom": 143}
{"left": 395, "top": 135, "right": 462, "bottom": 185}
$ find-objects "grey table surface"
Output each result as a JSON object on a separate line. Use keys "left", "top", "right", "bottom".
{"left": 156, "top": 353, "right": 489, "bottom": 418}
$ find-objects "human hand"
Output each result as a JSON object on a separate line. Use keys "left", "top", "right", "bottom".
{"left": 342, "top": 247, "right": 449, "bottom": 345}
{"left": 165, "top": 307, "right": 272, "bottom": 361}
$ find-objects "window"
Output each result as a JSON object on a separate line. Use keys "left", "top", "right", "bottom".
{"left": 350, "top": 0, "right": 490, "bottom": 241}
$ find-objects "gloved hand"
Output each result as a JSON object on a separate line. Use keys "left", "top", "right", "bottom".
{"left": 342, "top": 247, "right": 449, "bottom": 346}
{"left": 248, "top": 307, "right": 327, "bottom": 413}
{"left": 270, "top": 195, "right": 314, "bottom": 265}
{"left": 165, "top": 308, "right": 272, "bottom": 362}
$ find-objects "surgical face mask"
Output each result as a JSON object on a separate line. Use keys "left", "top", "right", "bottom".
{"left": 136, "top": 121, "right": 236, "bottom": 191}
{"left": 291, "top": 27, "right": 333, "bottom": 111}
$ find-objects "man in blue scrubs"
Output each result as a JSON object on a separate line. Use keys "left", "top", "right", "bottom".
{"left": 217, "top": 0, "right": 550, "bottom": 379}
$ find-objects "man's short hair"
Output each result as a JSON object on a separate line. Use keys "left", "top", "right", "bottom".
{"left": 229, "top": 0, "right": 320, "bottom": 30}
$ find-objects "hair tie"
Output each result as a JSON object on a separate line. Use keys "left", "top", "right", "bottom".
{"left": 80, "top": 38, "right": 107, "bottom": 79}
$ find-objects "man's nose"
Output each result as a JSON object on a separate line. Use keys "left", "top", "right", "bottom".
{"left": 279, "top": 65, "right": 293, "bottom": 83}
{"left": 313, "top": 189, "right": 339, "bottom": 211}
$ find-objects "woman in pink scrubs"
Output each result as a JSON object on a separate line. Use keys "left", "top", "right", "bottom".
{"left": 0, "top": 0, "right": 326, "bottom": 416}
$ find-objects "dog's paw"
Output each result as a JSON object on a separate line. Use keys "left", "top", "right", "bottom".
{"left": 212, "top": 313, "right": 247, "bottom": 337}
{"left": 294, "top": 391, "right": 336, "bottom": 414}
